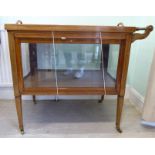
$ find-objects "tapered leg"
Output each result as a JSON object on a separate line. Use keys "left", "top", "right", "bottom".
{"left": 116, "top": 95, "right": 124, "bottom": 133}
{"left": 15, "top": 95, "right": 24, "bottom": 134}
{"left": 33, "top": 95, "right": 36, "bottom": 104}
{"left": 98, "top": 95, "right": 104, "bottom": 103}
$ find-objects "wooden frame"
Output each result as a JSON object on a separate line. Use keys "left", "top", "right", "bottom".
{"left": 5, "top": 23, "right": 153, "bottom": 134}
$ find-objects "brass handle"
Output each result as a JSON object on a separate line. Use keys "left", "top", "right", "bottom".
{"left": 117, "top": 22, "right": 124, "bottom": 27}
{"left": 136, "top": 25, "right": 153, "bottom": 31}
{"left": 132, "top": 25, "right": 153, "bottom": 42}
{"left": 16, "top": 20, "right": 23, "bottom": 24}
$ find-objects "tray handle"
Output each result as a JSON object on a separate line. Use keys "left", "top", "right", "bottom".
{"left": 132, "top": 25, "right": 153, "bottom": 42}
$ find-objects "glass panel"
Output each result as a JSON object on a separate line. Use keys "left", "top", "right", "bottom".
{"left": 55, "top": 43, "right": 102, "bottom": 87}
{"left": 105, "top": 44, "right": 120, "bottom": 87}
{"left": 21, "top": 43, "right": 56, "bottom": 88}
{"left": 54, "top": 42, "right": 120, "bottom": 88}
{"left": 106, "top": 44, "right": 120, "bottom": 82}
{"left": 20, "top": 38, "right": 120, "bottom": 89}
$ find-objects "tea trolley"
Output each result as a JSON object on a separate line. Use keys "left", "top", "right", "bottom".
{"left": 5, "top": 22, "right": 153, "bottom": 134}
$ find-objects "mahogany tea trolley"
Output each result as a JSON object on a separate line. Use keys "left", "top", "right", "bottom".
{"left": 5, "top": 22, "right": 153, "bottom": 134}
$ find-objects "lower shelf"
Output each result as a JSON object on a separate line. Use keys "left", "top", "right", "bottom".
{"left": 24, "top": 70, "right": 116, "bottom": 88}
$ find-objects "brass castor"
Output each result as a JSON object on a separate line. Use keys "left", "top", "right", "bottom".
{"left": 98, "top": 95, "right": 104, "bottom": 103}
{"left": 20, "top": 129, "right": 25, "bottom": 135}
{"left": 116, "top": 126, "right": 122, "bottom": 133}
{"left": 33, "top": 95, "right": 37, "bottom": 104}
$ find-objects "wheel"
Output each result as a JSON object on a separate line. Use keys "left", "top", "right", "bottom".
{"left": 116, "top": 126, "right": 122, "bottom": 133}
{"left": 20, "top": 129, "right": 25, "bottom": 135}
{"left": 98, "top": 95, "right": 104, "bottom": 103}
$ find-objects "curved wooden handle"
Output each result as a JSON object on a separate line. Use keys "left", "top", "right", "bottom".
{"left": 132, "top": 25, "right": 153, "bottom": 42}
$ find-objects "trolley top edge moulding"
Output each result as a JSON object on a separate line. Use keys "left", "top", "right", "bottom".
{"left": 5, "top": 24, "right": 138, "bottom": 33}
{"left": 5, "top": 24, "right": 153, "bottom": 43}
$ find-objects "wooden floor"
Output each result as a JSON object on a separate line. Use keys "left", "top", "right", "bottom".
{"left": 24, "top": 70, "right": 116, "bottom": 88}
{"left": 0, "top": 99, "right": 155, "bottom": 137}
